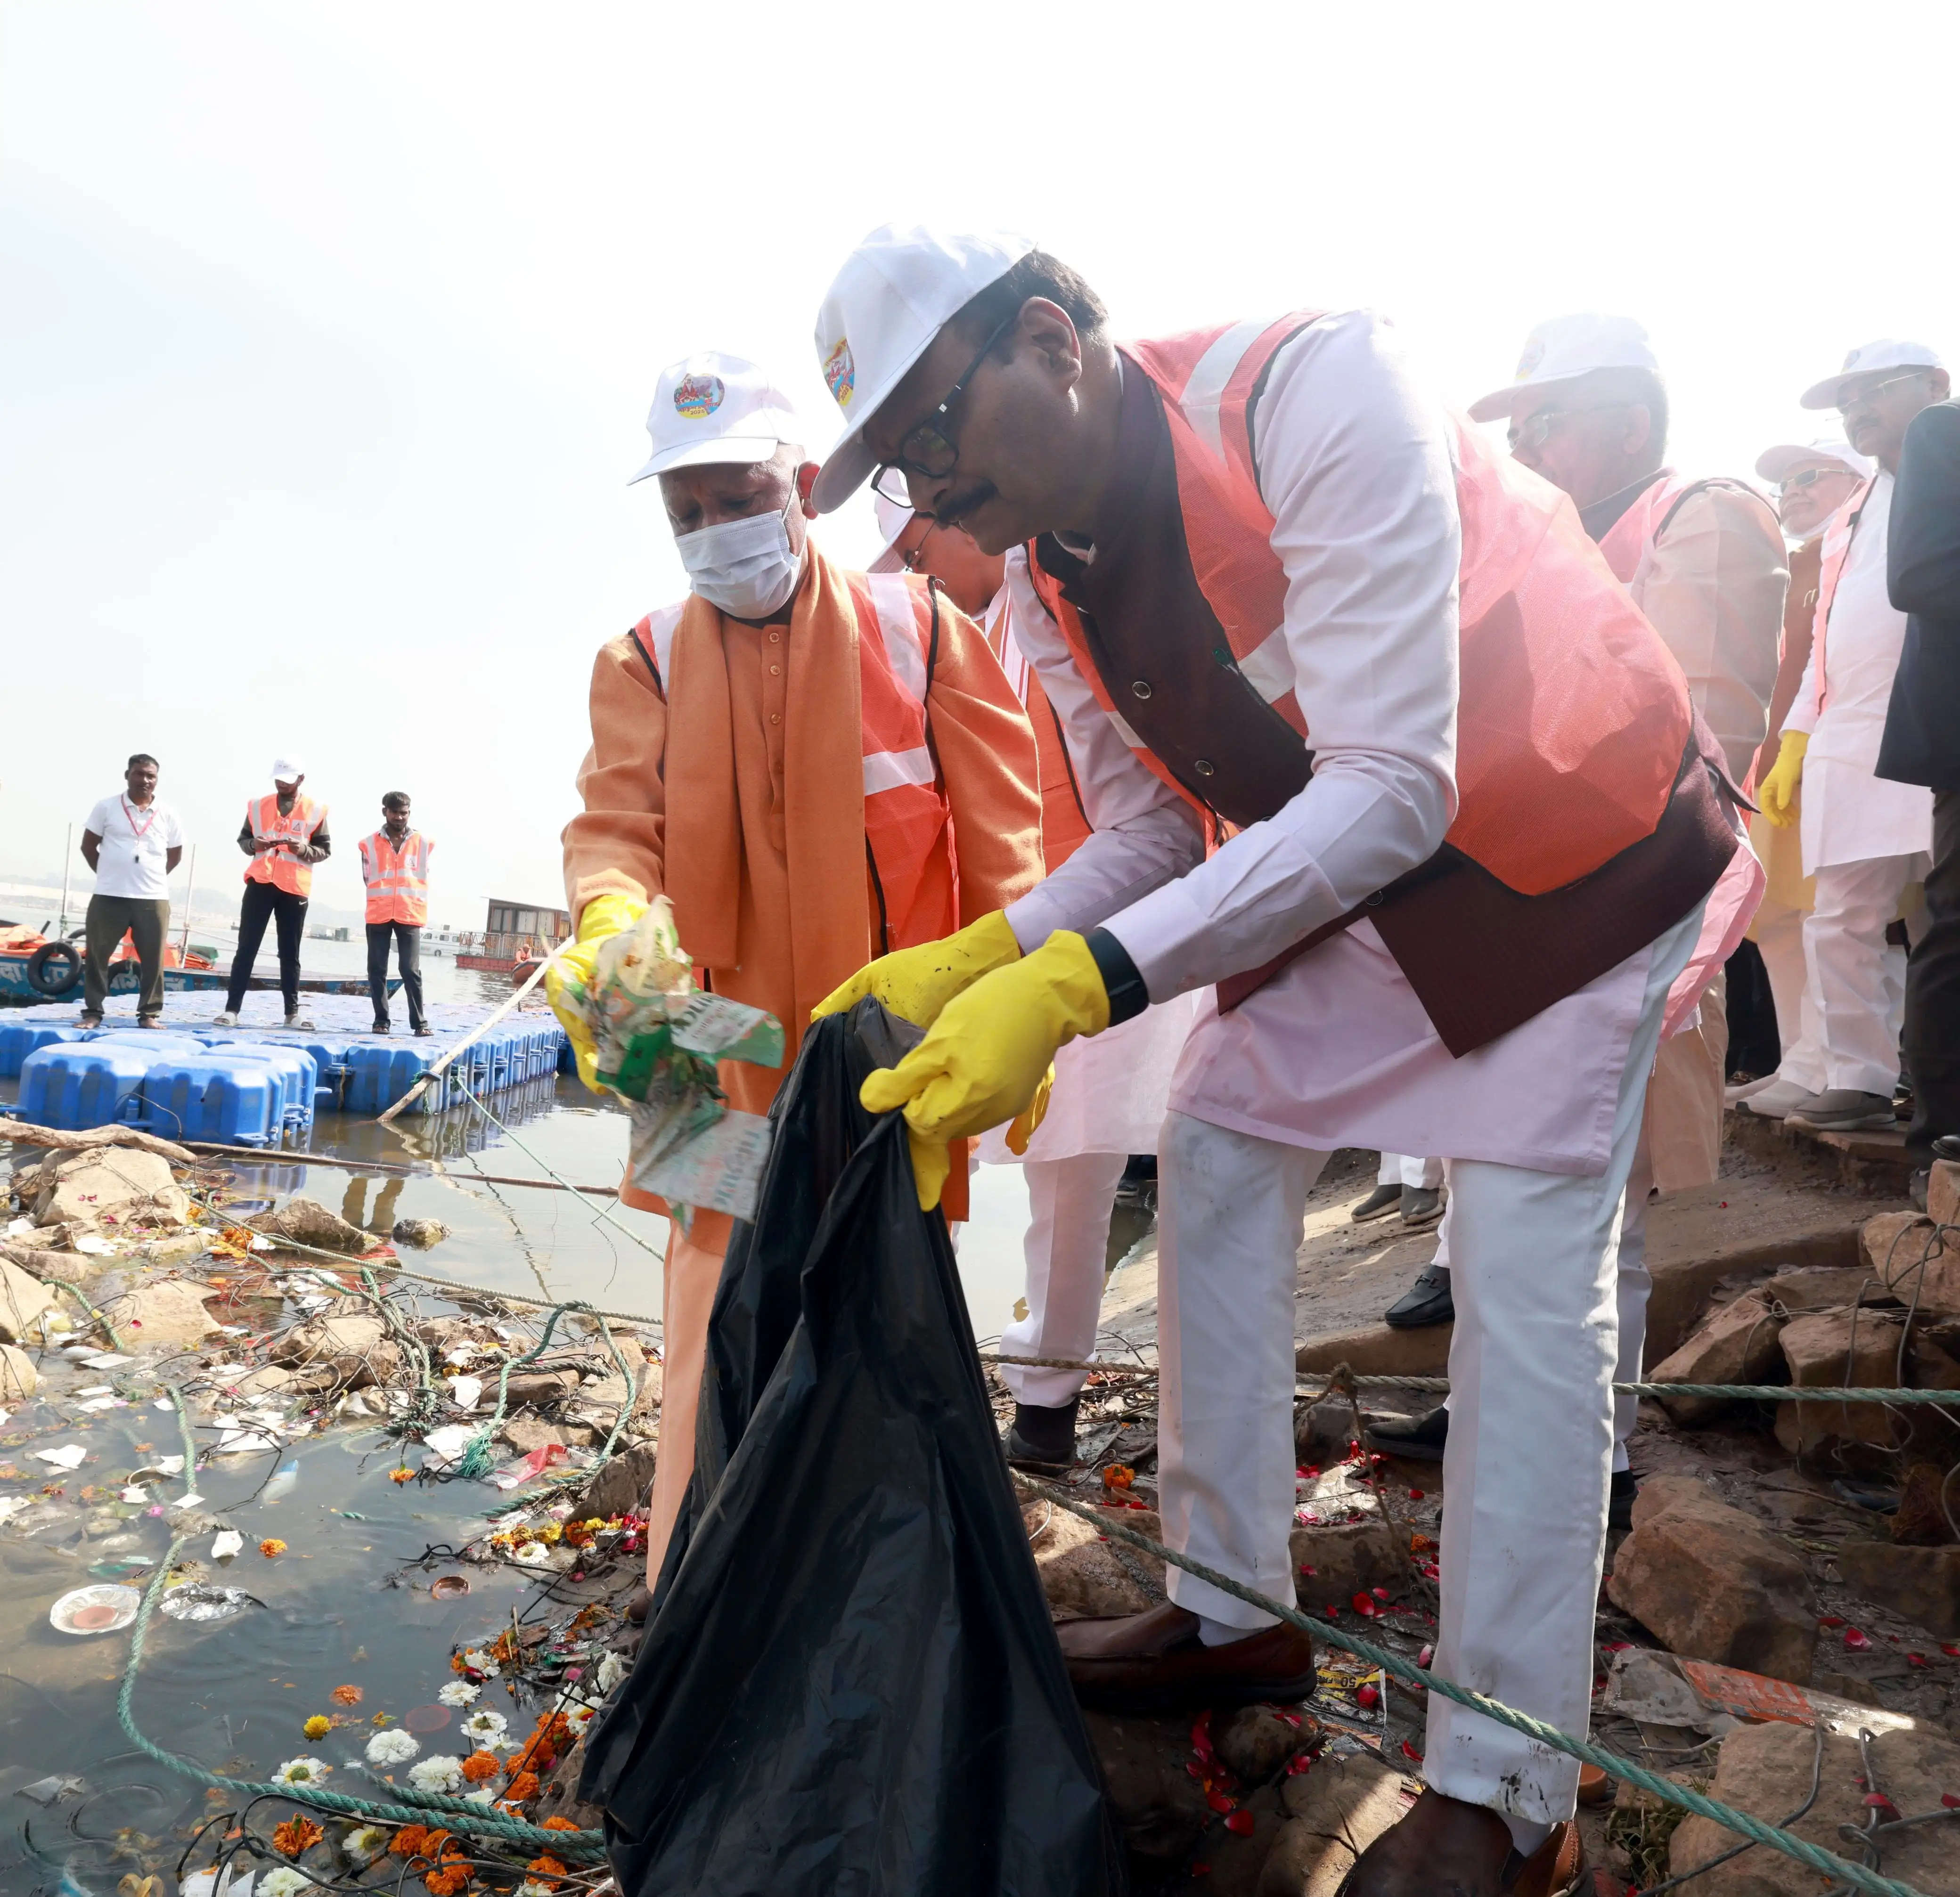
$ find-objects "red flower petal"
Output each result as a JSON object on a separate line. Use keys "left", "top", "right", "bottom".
{"left": 1819, "top": 1616, "right": 1846, "bottom": 1628}
{"left": 1356, "top": 1684, "right": 1380, "bottom": 1710}
{"left": 1408, "top": 1490, "right": 1425, "bottom": 1500}
{"left": 1224, "top": 1810, "right": 1255, "bottom": 1836}
{"left": 1942, "top": 1794, "right": 1959, "bottom": 1809}
{"left": 1401, "top": 1741, "right": 1424, "bottom": 1763}
{"left": 1371, "top": 1587, "right": 1390, "bottom": 1600}
{"left": 1843, "top": 1628, "right": 1871, "bottom": 1651}
{"left": 1207, "top": 1791, "right": 1234, "bottom": 1813}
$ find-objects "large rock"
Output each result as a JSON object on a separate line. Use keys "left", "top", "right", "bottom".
{"left": 0, "top": 1256, "right": 57, "bottom": 1343}
{"left": 99, "top": 1278, "right": 220, "bottom": 1348}
{"left": 1083, "top": 1710, "right": 1213, "bottom": 1870}
{"left": 1289, "top": 1519, "right": 1405, "bottom": 1616}
{"left": 1025, "top": 1503, "right": 1166, "bottom": 1620}
{"left": 1892, "top": 1461, "right": 1960, "bottom": 1546}
{"left": 1861, "top": 1210, "right": 1935, "bottom": 1281}
{"left": 1297, "top": 1327, "right": 1450, "bottom": 1379}
{"left": 1215, "top": 1705, "right": 1308, "bottom": 1786}
{"left": 0, "top": 1343, "right": 38, "bottom": 1402}
{"left": 1835, "top": 1542, "right": 1960, "bottom": 1638}
{"left": 1260, "top": 1751, "right": 1418, "bottom": 1897}
{"left": 33, "top": 1148, "right": 187, "bottom": 1228}
{"left": 1774, "top": 1307, "right": 1903, "bottom": 1459}
{"left": 1930, "top": 1158, "right": 1960, "bottom": 1229}
{"left": 1764, "top": 1266, "right": 1886, "bottom": 1312}
{"left": 1647, "top": 1291, "right": 1786, "bottom": 1425}
{"left": 569, "top": 1441, "right": 657, "bottom": 1521}
{"left": 1667, "top": 1720, "right": 1960, "bottom": 1897}
{"left": 271, "top": 1313, "right": 385, "bottom": 1366}
{"left": 1606, "top": 1475, "right": 1817, "bottom": 1683}
{"left": 261, "top": 1196, "right": 374, "bottom": 1254}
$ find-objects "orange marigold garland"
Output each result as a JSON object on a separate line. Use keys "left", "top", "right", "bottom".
{"left": 503, "top": 1770, "right": 540, "bottom": 1803}
{"left": 459, "top": 1750, "right": 501, "bottom": 1784}
{"left": 525, "top": 1855, "right": 570, "bottom": 1889}
{"left": 271, "top": 1815, "right": 324, "bottom": 1858}
{"left": 330, "top": 1682, "right": 363, "bottom": 1705}
{"left": 540, "top": 1815, "right": 581, "bottom": 1831}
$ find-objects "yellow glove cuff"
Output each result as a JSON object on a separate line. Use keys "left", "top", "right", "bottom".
{"left": 811, "top": 907, "right": 1025, "bottom": 1026}
{"left": 1776, "top": 730, "right": 1809, "bottom": 765}
{"left": 577, "top": 891, "right": 647, "bottom": 945}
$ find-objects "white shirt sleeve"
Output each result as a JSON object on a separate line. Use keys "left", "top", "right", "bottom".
{"left": 1002, "top": 547, "right": 1209, "bottom": 950}
{"left": 164, "top": 806, "right": 185, "bottom": 848}
{"left": 85, "top": 797, "right": 116, "bottom": 839}
{"left": 1095, "top": 310, "right": 1462, "bottom": 999}
{"left": 1782, "top": 626, "right": 1822, "bottom": 738}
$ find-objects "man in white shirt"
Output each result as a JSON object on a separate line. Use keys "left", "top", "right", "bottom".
{"left": 79, "top": 753, "right": 185, "bottom": 1027}
{"left": 1756, "top": 342, "right": 1947, "bottom": 1131}
{"left": 808, "top": 228, "right": 1757, "bottom": 1895}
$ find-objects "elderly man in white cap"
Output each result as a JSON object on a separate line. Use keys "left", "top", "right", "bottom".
{"left": 554, "top": 352, "right": 1041, "bottom": 1604}
{"left": 872, "top": 486, "right": 1202, "bottom": 1471}
{"left": 1731, "top": 439, "right": 1874, "bottom": 1105}
{"left": 1752, "top": 342, "right": 1948, "bottom": 1131}
{"left": 214, "top": 757, "right": 328, "bottom": 1029}
{"left": 807, "top": 227, "right": 1760, "bottom": 1897}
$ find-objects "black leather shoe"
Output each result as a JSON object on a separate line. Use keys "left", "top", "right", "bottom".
{"left": 1934, "top": 1134, "right": 1960, "bottom": 1163}
{"left": 1384, "top": 1264, "right": 1454, "bottom": 1328}
{"left": 1005, "top": 1396, "right": 1080, "bottom": 1471}
{"left": 1365, "top": 1404, "right": 1448, "bottom": 1461}
{"left": 1609, "top": 1469, "right": 1638, "bottom": 1531}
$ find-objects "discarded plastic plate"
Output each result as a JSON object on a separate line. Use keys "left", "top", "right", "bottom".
{"left": 340, "top": 1428, "right": 400, "bottom": 1458}
{"left": 211, "top": 1530, "right": 244, "bottom": 1561}
{"left": 403, "top": 1703, "right": 452, "bottom": 1732}
{"left": 159, "top": 1583, "right": 261, "bottom": 1623}
{"left": 50, "top": 1584, "right": 141, "bottom": 1636}
{"left": 430, "top": 1574, "right": 470, "bottom": 1600}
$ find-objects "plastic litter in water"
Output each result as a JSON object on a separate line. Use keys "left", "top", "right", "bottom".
{"left": 158, "top": 1583, "right": 259, "bottom": 1623}
{"left": 49, "top": 1585, "right": 141, "bottom": 1636}
{"left": 261, "top": 1460, "right": 299, "bottom": 1502}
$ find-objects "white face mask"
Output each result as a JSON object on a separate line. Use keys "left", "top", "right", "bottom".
{"left": 675, "top": 501, "right": 803, "bottom": 619}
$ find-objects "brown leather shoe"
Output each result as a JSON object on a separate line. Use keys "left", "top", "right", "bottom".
{"left": 624, "top": 1584, "right": 653, "bottom": 1626}
{"left": 1576, "top": 1762, "right": 1612, "bottom": 1807}
{"left": 1055, "top": 1600, "right": 1315, "bottom": 1713}
{"left": 1338, "top": 1791, "right": 1584, "bottom": 1897}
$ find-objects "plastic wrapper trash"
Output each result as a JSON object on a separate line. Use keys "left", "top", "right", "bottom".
{"left": 568, "top": 896, "right": 784, "bottom": 1229}
{"left": 579, "top": 1000, "right": 1122, "bottom": 1897}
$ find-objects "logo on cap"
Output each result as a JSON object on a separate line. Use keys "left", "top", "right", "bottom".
{"left": 673, "top": 374, "right": 725, "bottom": 422}
{"left": 1514, "top": 336, "right": 1546, "bottom": 380}
{"left": 824, "top": 339, "right": 855, "bottom": 409}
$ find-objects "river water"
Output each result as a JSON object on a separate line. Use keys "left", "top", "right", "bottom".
{"left": 0, "top": 942, "right": 1144, "bottom": 1892}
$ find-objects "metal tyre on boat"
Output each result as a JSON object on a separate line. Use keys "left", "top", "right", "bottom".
{"left": 24, "top": 942, "right": 82, "bottom": 998}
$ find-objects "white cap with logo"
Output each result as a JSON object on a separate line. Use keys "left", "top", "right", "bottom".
{"left": 1753, "top": 437, "right": 1874, "bottom": 484}
{"left": 1467, "top": 314, "right": 1660, "bottom": 423}
{"left": 810, "top": 223, "right": 1035, "bottom": 513}
{"left": 1799, "top": 340, "right": 1945, "bottom": 411}
{"left": 270, "top": 757, "right": 304, "bottom": 784}
{"left": 629, "top": 352, "right": 804, "bottom": 485}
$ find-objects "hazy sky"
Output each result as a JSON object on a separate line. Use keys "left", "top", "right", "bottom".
{"left": 4, "top": 1, "right": 1954, "bottom": 928}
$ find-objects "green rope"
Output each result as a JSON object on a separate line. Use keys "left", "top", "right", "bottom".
{"left": 118, "top": 1536, "right": 607, "bottom": 1856}
{"left": 42, "top": 1275, "right": 125, "bottom": 1350}
{"left": 1013, "top": 1473, "right": 1934, "bottom": 1897}
{"left": 170, "top": 1384, "right": 200, "bottom": 1502}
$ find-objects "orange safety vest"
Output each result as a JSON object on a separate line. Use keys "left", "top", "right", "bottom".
{"left": 1806, "top": 475, "right": 1877, "bottom": 716}
{"left": 243, "top": 792, "right": 326, "bottom": 898}
{"left": 629, "top": 569, "right": 958, "bottom": 952}
{"left": 983, "top": 588, "right": 1094, "bottom": 869}
{"left": 359, "top": 829, "right": 432, "bottom": 926}
{"left": 1032, "top": 314, "right": 1692, "bottom": 899}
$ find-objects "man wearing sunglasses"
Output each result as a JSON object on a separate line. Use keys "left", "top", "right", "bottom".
{"left": 807, "top": 226, "right": 1760, "bottom": 1897}
{"left": 1753, "top": 342, "right": 1946, "bottom": 1134}
{"left": 556, "top": 350, "right": 1041, "bottom": 1599}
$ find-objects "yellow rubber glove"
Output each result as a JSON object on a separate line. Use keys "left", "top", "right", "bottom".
{"left": 861, "top": 931, "right": 1109, "bottom": 1210}
{"left": 545, "top": 892, "right": 646, "bottom": 1091}
{"left": 811, "top": 909, "right": 1023, "bottom": 1029}
{"left": 1758, "top": 730, "right": 1808, "bottom": 830}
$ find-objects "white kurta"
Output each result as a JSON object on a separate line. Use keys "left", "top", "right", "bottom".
{"left": 976, "top": 585, "right": 1200, "bottom": 1166}
{"left": 1003, "top": 311, "right": 1752, "bottom": 1178}
{"left": 1784, "top": 474, "right": 1935, "bottom": 869}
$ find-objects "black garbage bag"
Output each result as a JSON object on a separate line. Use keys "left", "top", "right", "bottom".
{"left": 580, "top": 999, "right": 1124, "bottom": 1897}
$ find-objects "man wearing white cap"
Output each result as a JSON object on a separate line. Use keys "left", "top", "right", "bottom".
{"left": 873, "top": 487, "right": 1201, "bottom": 1470}
{"left": 808, "top": 228, "right": 1759, "bottom": 1895}
{"left": 1733, "top": 439, "right": 1873, "bottom": 1105}
{"left": 214, "top": 759, "right": 328, "bottom": 1029}
{"left": 1752, "top": 343, "right": 1947, "bottom": 1131}
{"left": 555, "top": 352, "right": 1041, "bottom": 1597}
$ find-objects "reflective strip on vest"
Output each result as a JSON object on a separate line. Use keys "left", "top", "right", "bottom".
{"left": 1809, "top": 476, "right": 1876, "bottom": 715}
{"left": 360, "top": 830, "right": 430, "bottom": 926}
{"left": 1037, "top": 314, "right": 1691, "bottom": 896}
{"left": 245, "top": 793, "right": 324, "bottom": 897}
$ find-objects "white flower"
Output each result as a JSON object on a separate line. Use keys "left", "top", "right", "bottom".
{"left": 365, "top": 1727, "right": 419, "bottom": 1766}
{"left": 342, "top": 1824, "right": 390, "bottom": 1865}
{"left": 437, "top": 1680, "right": 480, "bottom": 1707}
{"left": 511, "top": 1541, "right": 550, "bottom": 1565}
{"left": 595, "top": 1651, "right": 628, "bottom": 1693}
{"left": 459, "top": 1648, "right": 500, "bottom": 1677}
{"left": 516, "top": 1883, "right": 554, "bottom": 1897}
{"left": 459, "top": 1708, "right": 507, "bottom": 1745}
{"left": 260, "top": 1873, "right": 320, "bottom": 1897}
{"left": 270, "top": 1756, "right": 331, "bottom": 1786}
{"left": 407, "top": 1753, "right": 464, "bottom": 1794}
{"left": 564, "top": 1702, "right": 595, "bottom": 1730}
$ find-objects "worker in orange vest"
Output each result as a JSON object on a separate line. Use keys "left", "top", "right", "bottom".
{"left": 358, "top": 791, "right": 433, "bottom": 1037}
{"left": 808, "top": 227, "right": 1764, "bottom": 1896}
{"left": 554, "top": 351, "right": 1043, "bottom": 1607}
{"left": 214, "top": 757, "right": 329, "bottom": 1030}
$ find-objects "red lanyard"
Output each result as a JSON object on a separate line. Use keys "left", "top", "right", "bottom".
{"left": 121, "top": 796, "right": 158, "bottom": 841}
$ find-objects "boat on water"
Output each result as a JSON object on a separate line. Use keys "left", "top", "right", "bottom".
{"left": 0, "top": 925, "right": 397, "bottom": 1004}
{"left": 454, "top": 896, "right": 569, "bottom": 978}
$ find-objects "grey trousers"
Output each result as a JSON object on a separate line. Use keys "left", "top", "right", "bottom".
{"left": 84, "top": 894, "right": 170, "bottom": 1018}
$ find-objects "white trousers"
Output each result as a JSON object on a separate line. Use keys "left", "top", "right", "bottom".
{"left": 1155, "top": 905, "right": 1698, "bottom": 1826}
{"left": 997, "top": 1151, "right": 1130, "bottom": 1409}
{"left": 1754, "top": 886, "right": 1825, "bottom": 1092}
{"left": 1798, "top": 855, "right": 1917, "bottom": 1096}
{"left": 1378, "top": 1152, "right": 1445, "bottom": 1189}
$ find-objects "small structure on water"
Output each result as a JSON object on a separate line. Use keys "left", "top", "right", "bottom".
{"left": 456, "top": 897, "right": 571, "bottom": 974}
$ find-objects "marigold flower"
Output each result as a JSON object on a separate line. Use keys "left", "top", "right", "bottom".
{"left": 330, "top": 1683, "right": 363, "bottom": 1705}
{"left": 302, "top": 1714, "right": 330, "bottom": 1741}
{"left": 503, "top": 1771, "right": 540, "bottom": 1802}
{"left": 1102, "top": 1464, "right": 1135, "bottom": 1491}
{"left": 271, "top": 1815, "right": 324, "bottom": 1858}
{"left": 259, "top": 1538, "right": 287, "bottom": 1558}
{"left": 390, "top": 1465, "right": 414, "bottom": 1483}
{"left": 424, "top": 1867, "right": 471, "bottom": 1897}
{"left": 526, "top": 1855, "right": 570, "bottom": 1884}
{"left": 460, "top": 1750, "right": 501, "bottom": 1783}
{"left": 390, "top": 1823, "right": 433, "bottom": 1859}
{"left": 540, "top": 1815, "right": 581, "bottom": 1831}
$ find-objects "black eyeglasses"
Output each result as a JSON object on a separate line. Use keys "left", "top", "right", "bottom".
{"left": 1777, "top": 465, "right": 1851, "bottom": 496}
{"left": 871, "top": 311, "right": 1020, "bottom": 503}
